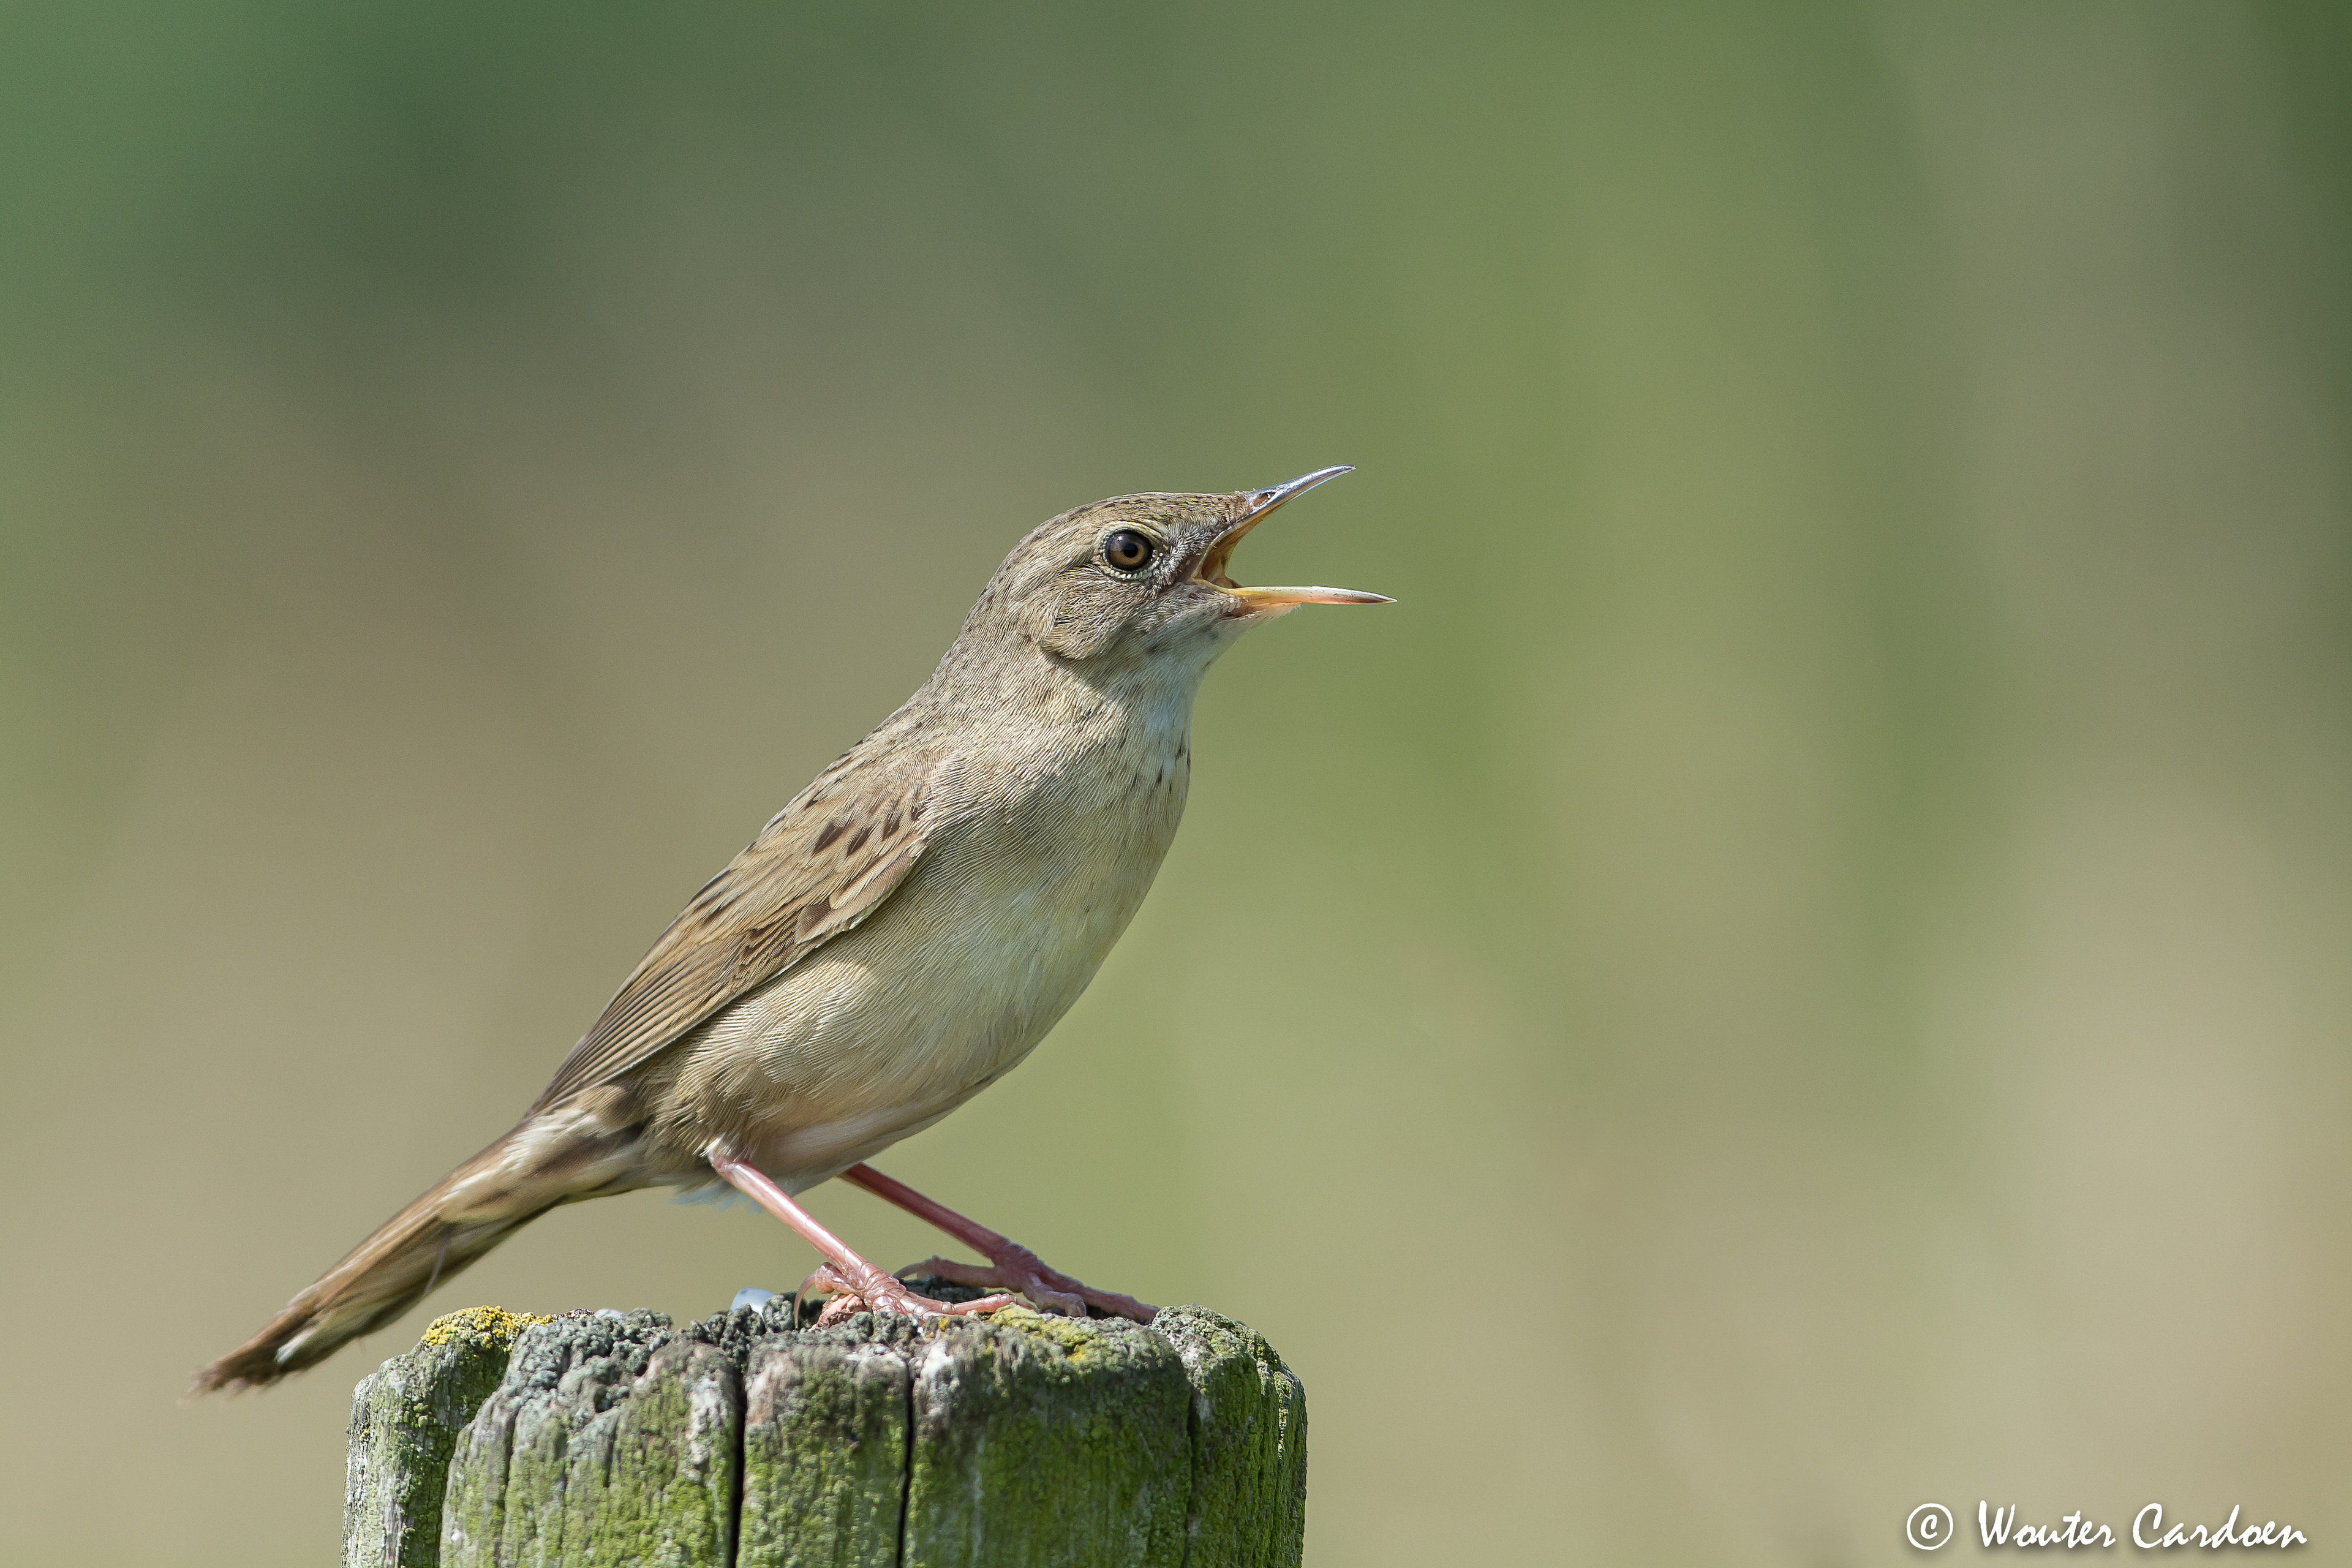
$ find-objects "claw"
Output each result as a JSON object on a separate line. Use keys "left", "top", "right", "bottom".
{"left": 903, "top": 1256, "right": 1084, "bottom": 1316}
{"left": 707, "top": 1153, "right": 1022, "bottom": 1326}
{"left": 900, "top": 1248, "right": 1154, "bottom": 1323}
{"left": 839, "top": 1164, "right": 1157, "bottom": 1324}
{"left": 799, "top": 1262, "right": 1015, "bottom": 1325}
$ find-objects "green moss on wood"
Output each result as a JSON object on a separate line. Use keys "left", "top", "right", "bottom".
{"left": 903, "top": 1307, "right": 1192, "bottom": 1568}
{"left": 356, "top": 1294, "right": 1306, "bottom": 1568}
{"left": 1150, "top": 1307, "right": 1309, "bottom": 1568}
{"left": 440, "top": 1309, "right": 742, "bottom": 1568}
{"left": 565, "top": 1338, "right": 742, "bottom": 1567}
{"left": 344, "top": 1307, "right": 541, "bottom": 1568}
{"left": 738, "top": 1316, "right": 917, "bottom": 1568}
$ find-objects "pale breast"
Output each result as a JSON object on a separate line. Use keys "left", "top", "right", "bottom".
{"left": 660, "top": 690, "right": 1193, "bottom": 1188}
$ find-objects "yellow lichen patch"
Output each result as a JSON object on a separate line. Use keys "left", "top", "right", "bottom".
{"left": 421, "top": 1305, "right": 552, "bottom": 1348}
{"left": 995, "top": 1305, "right": 1101, "bottom": 1360}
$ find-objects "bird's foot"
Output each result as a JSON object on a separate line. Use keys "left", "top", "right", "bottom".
{"left": 901, "top": 1246, "right": 1156, "bottom": 1322}
{"left": 832, "top": 1164, "right": 1158, "bottom": 1322}
{"left": 797, "top": 1262, "right": 1016, "bottom": 1327}
{"left": 706, "top": 1153, "right": 1016, "bottom": 1326}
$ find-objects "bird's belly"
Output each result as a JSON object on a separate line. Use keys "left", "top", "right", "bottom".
{"left": 663, "top": 766, "right": 1183, "bottom": 1189}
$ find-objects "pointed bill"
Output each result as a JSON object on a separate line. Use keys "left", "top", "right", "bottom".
{"left": 1234, "top": 465, "right": 1356, "bottom": 526}
{"left": 1201, "top": 465, "right": 1390, "bottom": 611}
{"left": 1226, "top": 584, "right": 1395, "bottom": 609}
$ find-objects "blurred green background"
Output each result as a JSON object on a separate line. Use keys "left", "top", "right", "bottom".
{"left": 5, "top": 2, "right": 2350, "bottom": 1562}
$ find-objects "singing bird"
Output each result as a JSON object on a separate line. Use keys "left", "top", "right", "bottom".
{"left": 196, "top": 467, "right": 1386, "bottom": 1392}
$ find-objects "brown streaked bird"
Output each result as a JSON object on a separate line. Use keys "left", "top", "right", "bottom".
{"left": 195, "top": 467, "right": 1387, "bottom": 1393}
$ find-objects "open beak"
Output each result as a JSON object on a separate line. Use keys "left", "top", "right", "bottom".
{"left": 1199, "top": 466, "right": 1394, "bottom": 612}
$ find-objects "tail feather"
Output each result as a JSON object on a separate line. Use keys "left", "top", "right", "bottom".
{"left": 192, "top": 1117, "right": 628, "bottom": 1394}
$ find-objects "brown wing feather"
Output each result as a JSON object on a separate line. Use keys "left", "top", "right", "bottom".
{"left": 530, "top": 753, "right": 938, "bottom": 1110}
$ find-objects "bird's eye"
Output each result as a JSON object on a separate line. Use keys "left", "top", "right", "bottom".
{"left": 1102, "top": 529, "right": 1156, "bottom": 573}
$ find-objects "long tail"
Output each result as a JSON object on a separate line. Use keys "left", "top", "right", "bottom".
{"left": 192, "top": 1112, "right": 638, "bottom": 1394}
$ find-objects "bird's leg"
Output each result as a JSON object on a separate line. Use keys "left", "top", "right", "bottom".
{"left": 709, "top": 1154, "right": 1016, "bottom": 1322}
{"left": 839, "top": 1163, "right": 1157, "bottom": 1322}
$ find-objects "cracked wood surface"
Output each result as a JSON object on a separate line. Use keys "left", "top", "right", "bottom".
{"left": 343, "top": 1290, "right": 1305, "bottom": 1568}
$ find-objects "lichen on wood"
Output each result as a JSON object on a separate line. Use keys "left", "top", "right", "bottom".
{"left": 439, "top": 1310, "right": 741, "bottom": 1568}
{"left": 902, "top": 1306, "right": 1191, "bottom": 1567}
{"left": 344, "top": 1307, "right": 547, "bottom": 1568}
{"left": 347, "top": 1289, "right": 1307, "bottom": 1568}
{"left": 1150, "top": 1308, "right": 1308, "bottom": 1568}
{"left": 737, "top": 1315, "right": 917, "bottom": 1568}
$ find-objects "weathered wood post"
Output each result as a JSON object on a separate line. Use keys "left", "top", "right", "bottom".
{"left": 344, "top": 1281, "right": 1306, "bottom": 1568}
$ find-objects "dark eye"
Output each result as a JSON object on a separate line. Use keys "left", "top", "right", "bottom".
{"left": 1102, "top": 529, "right": 1155, "bottom": 573}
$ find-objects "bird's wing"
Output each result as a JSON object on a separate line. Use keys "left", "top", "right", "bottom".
{"left": 530, "top": 751, "right": 940, "bottom": 1111}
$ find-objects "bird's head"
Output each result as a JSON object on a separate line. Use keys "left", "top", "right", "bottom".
{"left": 973, "top": 467, "right": 1389, "bottom": 673}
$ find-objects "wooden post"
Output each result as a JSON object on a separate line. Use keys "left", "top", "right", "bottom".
{"left": 345, "top": 1306, "right": 554, "bottom": 1568}
{"left": 344, "top": 1283, "right": 1306, "bottom": 1568}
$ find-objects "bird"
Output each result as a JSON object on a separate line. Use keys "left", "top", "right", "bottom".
{"left": 194, "top": 467, "right": 1387, "bottom": 1393}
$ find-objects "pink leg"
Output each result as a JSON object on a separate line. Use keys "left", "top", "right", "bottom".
{"left": 839, "top": 1163, "right": 1156, "bottom": 1323}
{"left": 709, "top": 1154, "right": 1016, "bottom": 1322}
